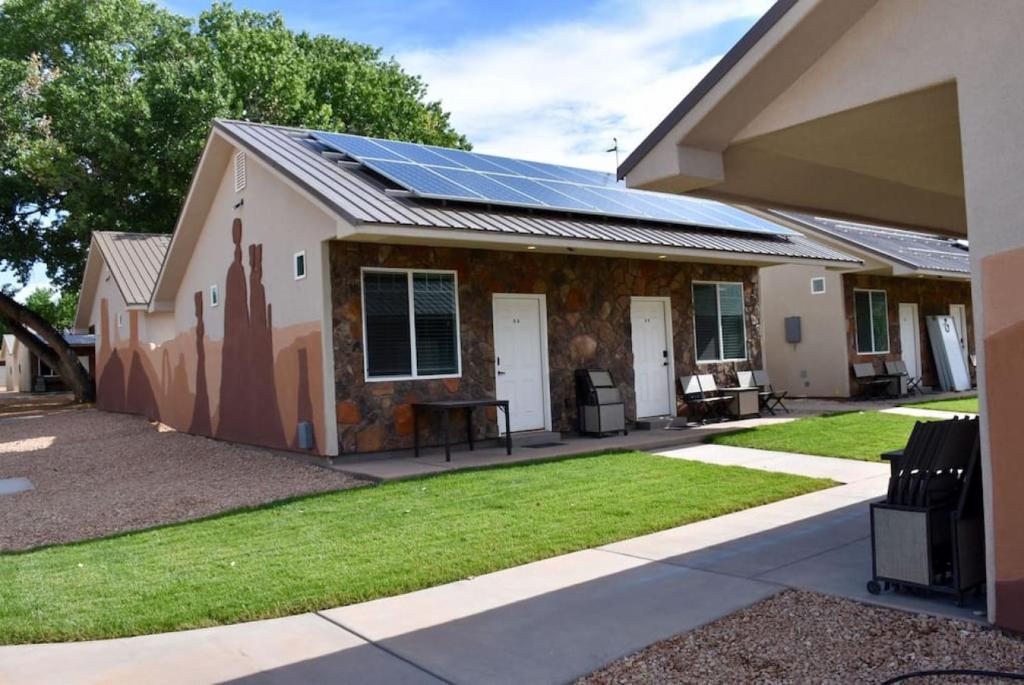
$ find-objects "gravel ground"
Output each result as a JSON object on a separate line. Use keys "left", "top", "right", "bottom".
{"left": 0, "top": 409, "right": 365, "bottom": 550}
{"left": 579, "top": 590, "right": 1024, "bottom": 685}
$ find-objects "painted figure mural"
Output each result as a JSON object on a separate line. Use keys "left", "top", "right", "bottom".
{"left": 93, "top": 218, "right": 325, "bottom": 455}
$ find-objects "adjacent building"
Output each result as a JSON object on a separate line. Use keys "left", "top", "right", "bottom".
{"left": 1, "top": 332, "right": 95, "bottom": 393}
{"left": 758, "top": 212, "right": 974, "bottom": 397}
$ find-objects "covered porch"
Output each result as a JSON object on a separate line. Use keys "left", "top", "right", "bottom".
{"left": 620, "top": 0, "right": 1024, "bottom": 630}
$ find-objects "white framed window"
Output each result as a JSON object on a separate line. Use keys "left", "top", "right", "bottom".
{"left": 854, "top": 289, "right": 889, "bottom": 354}
{"left": 294, "top": 251, "right": 307, "bottom": 280}
{"left": 810, "top": 276, "right": 826, "bottom": 294}
{"left": 692, "top": 281, "right": 747, "bottom": 363}
{"left": 361, "top": 268, "right": 461, "bottom": 381}
{"left": 116, "top": 312, "right": 124, "bottom": 328}
{"left": 210, "top": 284, "right": 219, "bottom": 308}
{"left": 233, "top": 151, "right": 247, "bottom": 192}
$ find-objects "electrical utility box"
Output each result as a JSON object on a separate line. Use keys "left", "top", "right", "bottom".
{"left": 784, "top": 316, "right": 802, "bottom": 344}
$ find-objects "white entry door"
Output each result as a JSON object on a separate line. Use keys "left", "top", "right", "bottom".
{"left": 493, "top": 295, "right": 549, "bottom": 433}
{"left": 898, "top": 303, "right": 921, "bottom": 380}
{"left": 949, "top": 304, "right": 970, "bottom": 370}
{"left": 631, "top": 297, "right": 675, "bottom": 418}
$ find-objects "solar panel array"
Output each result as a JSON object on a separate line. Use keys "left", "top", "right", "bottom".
{"left": 311, "top": 131, "right": 795, "bottom": 237}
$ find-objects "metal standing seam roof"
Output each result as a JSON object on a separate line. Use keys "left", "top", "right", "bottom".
{"left": 93, "top": 231, "right": 172, "bottom": 305}
{"left": 772, "top": 211, "right": 970, "bottom": 275}
{"left": 213, "top": 120, "right": 859, "bottom": 265}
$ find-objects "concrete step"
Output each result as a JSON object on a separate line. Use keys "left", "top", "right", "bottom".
{"left": 509, "top": 430, "right": 564, "bottom": 447}
{"left": 633, "top": 416, "right": 690, "bottom": 431}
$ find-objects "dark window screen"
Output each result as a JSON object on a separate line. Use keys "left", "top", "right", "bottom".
{"left": 693, "top": 283, "right": 721, "bottom": 362}
{"left": 413, "top": 273, "right": 458, "bottom": 375}
{"left": 363, "top": 271, "right": 412, "bottom": 377}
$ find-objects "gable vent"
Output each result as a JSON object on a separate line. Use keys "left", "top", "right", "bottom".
{"left": 233, "top": 151, "right": 247, "bottom": 192}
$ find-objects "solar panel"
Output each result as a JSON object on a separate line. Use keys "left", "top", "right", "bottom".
{"left": 309, "top": 131, "right": 795, "bottom": 236}
{"left": 366, "top": 160, "right": 482, "bottom": 200}
{"left": 313, "top": 132, "right": 406, "bottom": 161}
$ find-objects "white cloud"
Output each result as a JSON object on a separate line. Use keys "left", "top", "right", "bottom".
{"left": 400, "top": 0, "right": 771, "bottom": 171}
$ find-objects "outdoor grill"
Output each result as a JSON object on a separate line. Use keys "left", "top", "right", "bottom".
{"left": 868, "top": 416, "right": 985, "bottom": 605}
{"left": 574, "top": 369, "right": 627, "bottom": 437}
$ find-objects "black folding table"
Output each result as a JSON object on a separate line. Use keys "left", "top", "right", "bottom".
{"left": 412, "top": 399, "right": 511, "bottom": 462}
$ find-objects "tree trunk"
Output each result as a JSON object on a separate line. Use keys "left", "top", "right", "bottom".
{"left": 0, "top": 290, "right": 95, "bottom": 403}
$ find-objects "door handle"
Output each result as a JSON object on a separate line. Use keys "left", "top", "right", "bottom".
{"left": 497, "top": 371, "right": 507, "bottom": 375}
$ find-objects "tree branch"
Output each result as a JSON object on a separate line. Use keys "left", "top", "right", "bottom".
{"left": 0, "top": 290, "right": 94, "bottom": 402}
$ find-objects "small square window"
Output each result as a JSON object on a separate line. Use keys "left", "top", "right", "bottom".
{"left": 294, "top": 251, "right": 307, "bottom": 280}
{"left": 210, "top": 285, "right": 219, "bottom": 307}
{"left": 810, "top": 277, "right": 826, "bottom": 294}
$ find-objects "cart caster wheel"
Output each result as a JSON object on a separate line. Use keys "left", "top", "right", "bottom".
{"left": 867, "top": 580, "right": 882, "bottom": 595}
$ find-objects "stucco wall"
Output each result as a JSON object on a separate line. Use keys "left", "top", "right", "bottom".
{"left": 331, "top": 242, "right": 763, "bottom": 453}
{"left": 90, "top": 147, "right": 336, "bottom": 455}
{"left": 760, "top": 264, "right": 849, "bottom": 397}
{"left": 1, "top": 340, "right": 32, "bottom": 392}
{"left": 843, "top": 273, "right": 974, "bottom": 392}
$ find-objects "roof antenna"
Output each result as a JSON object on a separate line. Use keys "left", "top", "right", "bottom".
{"left": 606, "top": 137, "right": 619, "bottom": 171}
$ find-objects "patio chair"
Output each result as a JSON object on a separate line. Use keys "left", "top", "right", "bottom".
{"left": 680, "top": 374, "right": 726, "bottom": 424}
{"left": 853, "top": 362, "right": 893, "bottom": 399}
{"left": 885, "top": 360, "right": 922, "bottom": 396}
{"left": 751, "top": 369, "right": 789, "bottom": 415}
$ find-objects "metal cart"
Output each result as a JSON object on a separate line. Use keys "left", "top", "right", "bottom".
{"left": 574, "top": 369, "right": 627, "bottom": 437}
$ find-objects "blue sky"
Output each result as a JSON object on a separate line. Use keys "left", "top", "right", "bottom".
{"left": 2, "top": 0, "right": 770, "bottom": 299}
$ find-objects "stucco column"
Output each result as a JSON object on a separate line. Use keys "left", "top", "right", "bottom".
{"left": 958, "top": 70, "right": 1024, "bottom": 632}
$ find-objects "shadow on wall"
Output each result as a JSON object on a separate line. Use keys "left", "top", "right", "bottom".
{"left": 95, "top": 218, "right": 320, "bottom": 453}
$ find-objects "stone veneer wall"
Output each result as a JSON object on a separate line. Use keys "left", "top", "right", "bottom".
{"left": 331, "top": 243, "right": 762, "bottom": 453}
{"left": 843, "top": 273, "right": 974, "bottom": 391}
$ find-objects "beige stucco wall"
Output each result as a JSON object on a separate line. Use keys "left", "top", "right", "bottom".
{"left": 171, "top": 150, "right": 334, "bottom": 340}
{"left": 88, "top": 145, "right": 339, "bottom": 456}
{"left": 1, "top": 338, "right": 32, "bottom": 392}
{"left": 760, "top": 264, "right": 849, "bottom": 397}
{"left": 89, "top": 262, "right": 130, "bottom": 350}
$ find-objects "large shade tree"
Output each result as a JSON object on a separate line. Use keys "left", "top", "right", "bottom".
{"left": 0, "top": 0, "right": 467, "bottom": 402}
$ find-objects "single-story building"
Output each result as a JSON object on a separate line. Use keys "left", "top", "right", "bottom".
{"left": 0, "top": 334, "right": 21, "bottom": 391}
{"left": 616, "top": 0, "right": 1024, "bottom": 632}
{"left": 758, "top": 211, "right": 974, "bottom": 397}
{"left": 1, "top": 331, "right": 95, "bottom": 393}
{"left": 74, "top": 119, "right": 856, "bottom": 456}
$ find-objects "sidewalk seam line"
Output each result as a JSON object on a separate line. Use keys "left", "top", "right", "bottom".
{"left": 314, "top": 612, "right": 455, "bottom": 685}
{"left": 751, "top": 535, "right": 871, "bottom": 580}
{"left": 592, "top": 547, "right": 787, "bottom": 587}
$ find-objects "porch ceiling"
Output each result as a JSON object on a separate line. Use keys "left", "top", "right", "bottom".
{"left": 666, "top": 85, "right": 968, "bottom": 236}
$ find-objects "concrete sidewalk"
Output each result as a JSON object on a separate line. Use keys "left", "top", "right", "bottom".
{"left": 882, "top": 406, "right": 978, "bottom": 419}
{"left": 0, "top": 446, "right": 979, "bottom": 685}
{"left": 331, "top": 415, "right": 792, "bottom": 482}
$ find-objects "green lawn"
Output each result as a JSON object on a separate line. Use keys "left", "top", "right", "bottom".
{"left": 708, "top": 411, "right": 928, "bottom": 461}
{"left": 904, "top": 396, "right": 979, "bottom": 414}
{"left": 0, "top": 452, "right": 830, "bottom": 644}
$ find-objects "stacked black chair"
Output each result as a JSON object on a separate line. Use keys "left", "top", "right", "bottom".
{"left": 869, "top": 417, "right": 985, "bottom": 605}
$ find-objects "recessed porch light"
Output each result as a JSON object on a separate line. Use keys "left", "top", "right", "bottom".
{"left": 658, "top": 254, "right": 667, "bottom": 259}
{"left": 526, "top": 245, "right": 537, "bottom": 250}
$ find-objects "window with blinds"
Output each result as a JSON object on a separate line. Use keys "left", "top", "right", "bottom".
{"left": 854, "top": 289, "right": 889, "bottom": 353}
{"left": 362, "top": 269, "right": 460, "bottom": 379}
{"left": 692, "top": 282, "right": 747, "bottom": 362}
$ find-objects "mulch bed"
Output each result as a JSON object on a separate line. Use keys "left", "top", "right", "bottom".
{"left": 579, "top": 590, "right": 1024, "bottom": 684}
{"left": 0, "top": 409, "right": 365, "bottom": 550}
